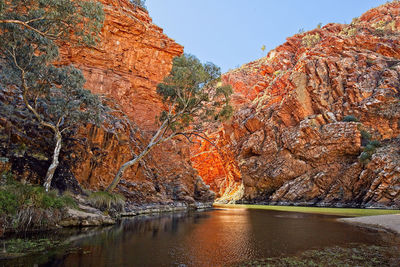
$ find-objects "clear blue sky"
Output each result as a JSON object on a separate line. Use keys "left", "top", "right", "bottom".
{"left": 146, "top": 0, "right": 387, "bottom": 73}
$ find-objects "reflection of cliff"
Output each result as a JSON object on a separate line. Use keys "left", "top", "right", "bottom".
{"left": 199, "top": 2, "right": 400, "bottom": 207}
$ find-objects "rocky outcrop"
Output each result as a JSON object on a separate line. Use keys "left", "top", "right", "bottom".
{"left": 202, "top": 2, "right": 400, "bottom": 207}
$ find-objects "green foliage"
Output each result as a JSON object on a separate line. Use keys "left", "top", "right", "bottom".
{"left": 0, "top": 0, "right": 112, "bottom": 191}
{"left": 359, "top": 139, "right": 381, "bottom": 165}
{"left": 0, "top": 178, "right": 77, "bottom": 232}
{"left": 0, "top": 190, "right": 18, "bottom": 215}
{"left": 369, "top": 140, "right": 381, "bottom": 147}
{"left": 0, "top": 2, "right": 109, "bottom": 130}
{"left": 88, "top": 191, "right": 125, "bottom": 212}
{"left": 157, "top": 54, "right": 233, "bottom": 131}
{"left": 302, "top": 33, "right": 321, "bottom": 47}
{"left": 371, "top": 20, "right": 397, "bottom": 36}
{"left": 0, "top": 179, "right": 77, "bottom": 215}
{"left": 342, "top": 115, "right": 359, "bottom": 122}
{"left": 130, "top": 0, "right": 146, "bottom": 9}
{"left": 3, "top": 238, "right": 64, "bottom": 254}
{"left": 0, "top": 0, "right": 104, "bottom": 47}
{"left": 360, "top": 129, "right": 372, "bottom": 142}
{"left": 340, "top": 26, "right": 358, "bottom": 37}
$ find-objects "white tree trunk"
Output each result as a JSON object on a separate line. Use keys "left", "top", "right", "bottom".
{"left": 106, "top": 120, "right": 171, "bottom": 192}
{"left": 106, "top": 146, "right": 152, "bottom": 192}
{"left": 44, "top": 130, "right": 62, "bottom": 192}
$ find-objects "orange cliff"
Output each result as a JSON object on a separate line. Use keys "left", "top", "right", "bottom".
{"left": 196, "top": 2, "right": 400, "bottom": 207}
{"left": 59, "top": 0, "right": 183, "bottom": 130}
{"left": 56, "top": 0, "right": 215, "bottom": 205}
{"left": 190, "top": 127, "right": 242, "bottom": 202}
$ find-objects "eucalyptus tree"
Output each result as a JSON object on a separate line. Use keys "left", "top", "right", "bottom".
{"left": 106, "top": 54, "right": 233, "bottom": 192}
{"left": 0, "top": 0, "right": 108, "bottom": 191}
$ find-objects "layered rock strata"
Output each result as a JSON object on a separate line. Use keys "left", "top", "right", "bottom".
{"left": 203, "top": 2, "right": 400, "bottom": 207}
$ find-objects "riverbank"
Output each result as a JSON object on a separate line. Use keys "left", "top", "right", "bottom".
{"left": 0, "top": 177, "right": 214, "bottom": 236}
{"left": 339, "top": 214, "right": 400, "bottom": 235}
{"left": 214, "top": 203, "right": 400, "bottom": 217}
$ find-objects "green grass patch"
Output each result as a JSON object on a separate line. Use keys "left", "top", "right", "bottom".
{"left": 88, "top": 191, "right": 125, "bottom": 212}
{"left": 0, "top": 180, "right": 76, "bottom": 215}
{"left": 214, "top": 204, "right": 400, "bottom": 217}
{"left": 0, "top": 176, "right": 77, "bottom": 233}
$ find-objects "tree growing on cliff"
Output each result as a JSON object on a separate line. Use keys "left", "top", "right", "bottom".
{"left": 0, "top": 0, "right": 108, "bottom": 191}
{"left": 106, "top": 54, "right": 233, "bottom": 192}
{"left": 131, "top": 0, "right": 146, "bottom": 9}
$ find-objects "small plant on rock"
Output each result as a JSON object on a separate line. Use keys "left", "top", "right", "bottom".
{"left": 359, "top": 139, "right": 381, "bottom": 165}
{"left": 342, "top": 115, "right": 359, "bottom": 122}
{"left": 302, "top": 33, "right": 321, "bottom": 47}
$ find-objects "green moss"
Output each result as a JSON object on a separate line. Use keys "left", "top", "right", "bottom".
{"left": 214, "top": 204, "right": 400, "bottom": 217}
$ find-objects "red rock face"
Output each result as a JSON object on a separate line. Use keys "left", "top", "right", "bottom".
{"left": 58, "top": 0, "right": 214, "bottom": 204}
{"left": 201, "top": 2, "right": 400, "bottom": 207}
{"left": 59, "top": 0, "right": 183, "bottom": 130}
{"left": 190, "top": 126, "right": 242, "bottom": 201}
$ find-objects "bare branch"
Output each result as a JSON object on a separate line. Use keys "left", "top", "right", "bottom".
{"left": 0, "top": 19, "right": 58, "bottom": 40}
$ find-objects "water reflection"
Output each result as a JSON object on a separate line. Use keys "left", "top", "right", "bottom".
{"left": 5, "top": 209, "right": 393, "bottom": 267}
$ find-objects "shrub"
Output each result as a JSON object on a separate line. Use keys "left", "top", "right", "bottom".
{"left": 340, "top": 26, "right": 358, "bottom": 37}
{"left": 0, "top": 190, "right": 18, "bottom": 215}
{"left": 358, "top": 139, "right": 381, "bottom": 165}
{"left": 0, "top": 179, "right": 77, "bottom": 232}
{"left": 369, "top": 140, "right": 381, "bottom": 147}
{"left": 360, "top": 129, "right": 372, "bottom": 142}
{"left": 131, "top": 0, "right": 146, "bottom": 9}
{"left": 302, "top": 33, "right": 321, "bottom": 47}
{"left": 88, "top": 191, "right": 125, "bottom": 212}
{"left": 342, "top": 115, "right": 359, "bottom": 122}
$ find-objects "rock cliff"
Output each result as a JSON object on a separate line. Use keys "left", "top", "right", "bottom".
{"left": 201, "top": 2, "right": 400, "bottom": 207}
{"left": 62, "top": 0, "right": 215, "bottom": 205}
{"left": 0, "top": 0, "right": 215, "bottom": 206}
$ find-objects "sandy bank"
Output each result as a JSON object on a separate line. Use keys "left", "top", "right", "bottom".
{"left": 339, "top": 214, "right": 400, "bottom": 234}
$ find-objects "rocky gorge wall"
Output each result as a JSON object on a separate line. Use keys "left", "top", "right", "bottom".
{"left": 56, "top": 0, "right": 215, "bottom": 205}
{"left": 199, "top": 2, "right": 400, "bottom": 207}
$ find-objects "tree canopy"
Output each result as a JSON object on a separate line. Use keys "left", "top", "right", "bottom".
{"left": 0, "top": 0, "right": 108, "bottom": 191}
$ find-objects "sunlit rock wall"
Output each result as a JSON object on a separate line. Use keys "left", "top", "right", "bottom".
{"left": 198, "top": 2, "right": 400, "bottom": 207}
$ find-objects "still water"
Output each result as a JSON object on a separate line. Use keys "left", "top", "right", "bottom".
{"left": 3, "top": 208, "right": 394, "bottom": 266}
